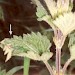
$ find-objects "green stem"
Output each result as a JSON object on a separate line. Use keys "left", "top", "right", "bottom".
{"left": 24, "top": 57, "right": 30, "bottom": 75}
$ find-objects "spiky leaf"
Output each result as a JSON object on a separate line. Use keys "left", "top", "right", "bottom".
{"left": 0, "top": 32, "right": 53, "bottom": 61}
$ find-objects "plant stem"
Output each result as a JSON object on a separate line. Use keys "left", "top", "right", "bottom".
{"left": 43, "top": 61, "right": 54, "bottom": 75}
{"left": 56, "top": 47, "right": 61, "bottom": 75}
{"left": 63, "top": 58, "right": 72, "bottom": 73}
{"left": 54, "top": 29, "right": 66, "bottom": 75}
{"left": 24, "top": 57, "right": 30, "bottom": 75}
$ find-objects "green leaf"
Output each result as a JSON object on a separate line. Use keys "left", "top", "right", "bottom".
{"left": 0, "top": 32, "right": 53, "bottom": 61}
{"left": 31, "top": 0, "right": 48, "bottom": 21}
{"left": 23, "top": 32, "right": 51, "bottom": 54}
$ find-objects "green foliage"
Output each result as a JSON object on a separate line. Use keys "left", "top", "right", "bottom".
{"left": 3, "top": 35, "right": 27, "bottom": 53}
{"left": 68, "top": 32, "right": 75, "bottom": 47}
{"left": 31, "top": 0, "right": 48, "bottom": 21}
{"left": 0, "top": 66, "right": 23, "bottom": 75}
{"left": 23, "top": 32, "right": 51, "bottom": 54}
{"left": 0, "top": 67, "right": 6, "bottom": 75}
{"left": 68, "top": 32, "right": 75, "bottom": 60}
{"left": 0, "top": 32, "right": 52, "bottom": 61}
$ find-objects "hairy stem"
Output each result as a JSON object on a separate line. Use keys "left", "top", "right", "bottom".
{"left": 43, "top": 61, "right": 54, "bottom": 75}
{"left": 63, "top": 58, "right": 72, "bottom": 73}
{"left": 24, "top": 57, "right": 30, "bottom": 75}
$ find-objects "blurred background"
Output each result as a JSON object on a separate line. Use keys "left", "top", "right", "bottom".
{"left": 0, "top": 0, "right": 75, "bottom": 75}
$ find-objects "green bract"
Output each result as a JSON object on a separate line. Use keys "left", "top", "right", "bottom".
{"left": 0, "top": 32, "right": 53, "bottom": 62}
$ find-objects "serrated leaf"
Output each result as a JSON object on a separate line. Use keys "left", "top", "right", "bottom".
{"left": 3, "top": 44, "right": 13, "bottom": 62}
{"left": 31, "top": 0, "right": 48, "bottom": 21}
{"left": 23, "top": 32, "right": 51, "bottom": 54}
{"left": 0, "top": 32, "right": 53, "bottom": 61}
